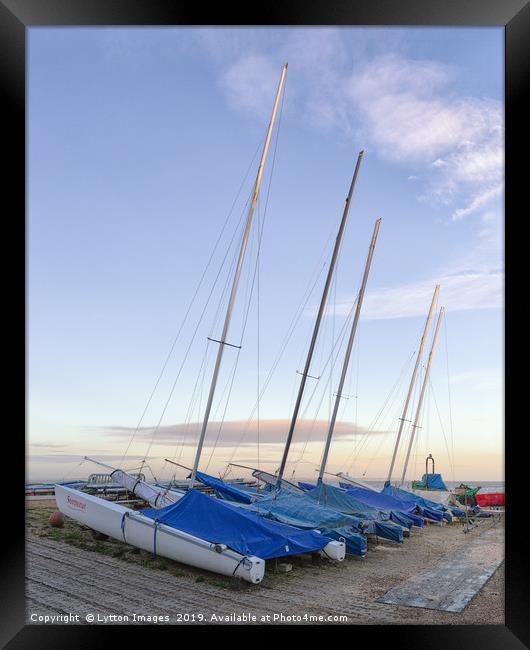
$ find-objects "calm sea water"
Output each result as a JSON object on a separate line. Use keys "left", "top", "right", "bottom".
{"left": 27, "top": 477, "right": 505, "bottom": 493}
{"left": 353, "top": 480, "right": 504, "bottom": 493}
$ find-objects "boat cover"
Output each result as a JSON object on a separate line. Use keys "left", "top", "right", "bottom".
{"left": 185, "top": 471, "right": 368, "bottom": 556}
{"left": 193, "top": 470, "right": 255, "bottom": 504}
{"left": 247, "top": 492, "right": 363, "bottom": 530}
{"left": 413, "top": 473, "right": 448, "bottom": 490}
{"left": 245, "top": 492, "right": 369, "bottom": 556}
{"left": 337, "top": 484, "right": 424, "bottom": 528}
{"left": 141, "top": 489, "right": 333, "bottom": 560}
{"left": 300, "top": 482, "right": 404, "bottom": 543}
{"left": 319, "top": 526, "right": 367, "bottom": 557}
{"left": 381, "top": 483, "right": 448, "bottom": 522}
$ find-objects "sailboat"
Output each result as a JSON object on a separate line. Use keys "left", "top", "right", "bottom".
{"left": 188, "top": 180, "right": 407, "bottom": 546}
{"left": 56, "top": 63, "right": 346, "bottom": 583}
{"left": 292, "top": 220, "right": 422, "bottom": 534}
{"left": 157, "top": 150, "right": 380, "bottom": 557}
{"left": 379, "top": 298, "right": 469, "bottom": 521}
{"left": 326, "top": 287, "right": 453, "bottom": 524}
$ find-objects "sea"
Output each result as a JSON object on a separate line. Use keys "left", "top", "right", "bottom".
{"left": 26, "top": 477, "right": 505, "bottom": 493}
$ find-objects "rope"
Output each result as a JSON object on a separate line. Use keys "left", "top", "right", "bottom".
{"left": 232, "top": 555, "right": 249, "bottom": 576}
{"left": 153, "top": 521, "right": 160, "bottom": 558}
{"left": 120, "top": 512, "right": 129, "bottom": 542}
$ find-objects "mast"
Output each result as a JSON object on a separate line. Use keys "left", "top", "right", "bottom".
{"left": 276, "top": 150, "right": 365, "bottom": 486}
{"left": 386, "top": 285, "right": 439, "bottom": 484}
{"left": 317, "top": 218, "right": 381, "bottom": 483}
{"left": 399, "top": 305, "right": 445, "bottom": 486}
{"left": 189, "top": 63, "right": 288, "bottom": 488}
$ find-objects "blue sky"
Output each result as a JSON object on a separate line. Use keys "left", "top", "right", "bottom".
{"left": 27, "top": 27, "right": 503, "bottom": 482}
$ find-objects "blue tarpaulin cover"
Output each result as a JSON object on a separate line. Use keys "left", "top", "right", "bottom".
{"left": 245, "top": 492, "right": 368, "bottom": 556}
{"left": 319, "top": 526, "right": 368, "bottom": 557}
{"left": 194, "top": 470, "right": 254, "bottom": 504}
{"left": 301, "top": 482, "right": 404, "bottom": 543}
{"left": 337, "top": 484, "right": 424, "bottom": 528}
{"left": 418, "top": 473, "right": 448, "bottom": 490}
{"left": 246, "top": 492, "right": 362, "bottom": 529}
{"left": 184, "top": 470, "right": 368, "bottom": 556}
{"left": 337, "top": 484, "right": 416, "bottom": 513}
{"left": 381, "top": 483, "right": 447, "bottom": 522}
{"left": 141, "top": 489, "right": 333, "bottom": 560}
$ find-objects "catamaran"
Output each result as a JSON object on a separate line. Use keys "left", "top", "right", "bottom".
{"left": 150, "top": 149, "right": 380, "bottom": 558}
{"left": 180, "top": 168, "right": 408, "bottom": 546}
{"left": 322, "top": 286, "right": 460, "bottom": 524}
{"left": 56, "top": 63, "right": 346, "bottom": 583}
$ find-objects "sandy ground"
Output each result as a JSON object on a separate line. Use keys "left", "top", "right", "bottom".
{"left": 25, "top": 501, "right": 504, "bottom": 625}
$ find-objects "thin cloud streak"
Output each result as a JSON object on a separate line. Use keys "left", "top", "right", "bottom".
{"left": 101, "top": 418, "right": 389, "bottom": 447}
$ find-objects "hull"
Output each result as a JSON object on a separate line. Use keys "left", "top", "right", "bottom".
{"left": 55, "top": 485, "right": 265, "bottom": 584}
{"left": 110, "top": 472, "right": 345, "bottom": 561}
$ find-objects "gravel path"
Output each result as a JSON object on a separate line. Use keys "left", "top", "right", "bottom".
{"left": 26, "top": 516, "right": 504, "bottom": 625}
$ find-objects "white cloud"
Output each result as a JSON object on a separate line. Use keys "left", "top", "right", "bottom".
{"left": 220, "top": 54, "right": 281, "bottom": 118}
{"left": 198, "top": 34, "right": 503, "bottom": 225}
{"left": 331, "top": 204, "right": 503, "bottom": 320}
{"left": 356, "top": 269, "right": 502, "bottom": 320}
{"left": 184, "top": 30, "right": 504, "bottom": 318}
{"left": 343, "top": 54, "right": 503, "bottom": 220}
{"left": 452, "top": 183, "right": 503, "bottom": 221}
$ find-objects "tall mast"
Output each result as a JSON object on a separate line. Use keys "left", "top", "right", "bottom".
{"left": 317, "top": 218, "right": 381, "bottom": 483}
{"left": 399, "top": 305, "right": 445, "bottom": 486}
{"left": 189, "top": 63, "right": 288, "bottom": 488}
{"left": 276, "top": 150, "right": 365, "bottom": 486}
{"left": 386, "top": 285, "right": 439, "bottom": 484}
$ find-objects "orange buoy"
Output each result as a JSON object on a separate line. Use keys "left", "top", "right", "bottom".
{"left": 48, "top": 511, "right": 64, "bottom": 528}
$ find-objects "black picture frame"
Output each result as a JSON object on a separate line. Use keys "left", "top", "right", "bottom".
{"left": 2, "top": 0, "right": 527, "bottom": 646}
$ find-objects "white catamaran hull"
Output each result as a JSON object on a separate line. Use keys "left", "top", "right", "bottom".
{"left": 109, "top": 471, "right": 346, "bottom": 561}
{"left": 55, "top": 485, "right": 265, "bottom": 583}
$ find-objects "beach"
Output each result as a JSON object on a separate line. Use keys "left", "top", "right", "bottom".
{"left": 25, "top": 500, "right": 504, "bottom": 625}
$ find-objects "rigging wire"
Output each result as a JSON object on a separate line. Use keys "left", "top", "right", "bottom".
{"left": 140, "top": 189, "right": 254, "bottom": 464}
{"left": 291, "top": 294, "right": 357, "bottom": 467}
{"left": 119, "top": 140, "right": 263, "bottom": 469}
{"left": 175, "top": 77, "right": 288, "bottom": 475}
{"left": 225, "top": 259, "right": 328, "bottom": 464}
{"left": 443, "top": 311, "right": 456, "bottom": 481}
{"left": 427, "top": 375, "right": 455, "bottom": 479}
{"left": 343, "top": 346, "right": 417, "bottom": 474}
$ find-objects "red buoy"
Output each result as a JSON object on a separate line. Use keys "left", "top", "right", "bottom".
{"left": 48, "top": 511, "right": 64, "bottom": 528}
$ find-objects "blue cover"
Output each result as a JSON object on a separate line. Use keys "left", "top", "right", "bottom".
{"left": 337, "top": 484, "right": 424, "bottom": 528}
{"left": 419, "top": 473, "right": 448, "bottom": 490}
{"left": 194, "top": 470, "right": 254, "bottom": 504}
{"left": 447, "top": 504, "right": 466, "bottom": 518}
{"left": 298, "top": 481, "right": 317, "bottom": 492}
{"left": 319, "top": 526, "right": 367, "bottom": 557}
{"left": 185, "top": 472, "right": 368, "bottom": 557}
{"left": 247, "top": 492, "right": 362, "bottom": 529}
{"left": 141, "top": 489, "right": 332, "bottom": 560}
{"left": 381, "top": 483, "right": 446, "bottom": 522}
{"left": 305, "top": 482, "right": 382, "bottom": 518}
{"left": 244, "top": 492, "right": 369, "bottom": 556}
{"left": 302, "top": 482, "right": 404, "bottom": 543}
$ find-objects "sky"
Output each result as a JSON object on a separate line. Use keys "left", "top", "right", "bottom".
{"left": 27, "top": 27, "right": 504, "bottom": 483}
